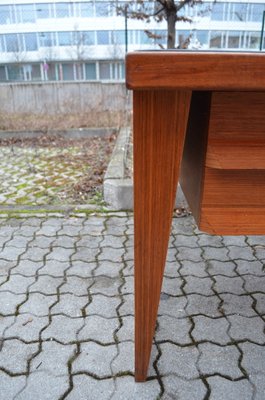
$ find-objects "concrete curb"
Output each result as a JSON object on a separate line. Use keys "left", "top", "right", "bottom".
{"left": 103, "top": 128, "right": 188, "bottom": 211}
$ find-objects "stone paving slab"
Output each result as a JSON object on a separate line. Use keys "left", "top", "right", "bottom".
{"left": 0, "top": 213, "right": 265, "bottom": 399}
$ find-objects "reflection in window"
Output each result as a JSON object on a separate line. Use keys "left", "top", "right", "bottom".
{"left": 58, "top": 32, "right": 72, "bottom": 46}
{"left": 85, "top": 63, "right": 96, "bottom": 79}
{"left": 74, "top": 63, "right": 84, "bottom": 80}
{"left": 36, "top": 3, "right": 50, "bottom": 19}
{"left": 55, "top": 3, "right": 70, "bottom": 18}
{"left": 97, "top": 31, "right": 109, "bottom": 45}
{"left": 47, "top": 63, "right": 57, "bottom": 80}
{"left": 24, "top": 33, "right": 38, "bottom": 51}
{"left": 99, "top": 63, "right": 110, "bottom": 80}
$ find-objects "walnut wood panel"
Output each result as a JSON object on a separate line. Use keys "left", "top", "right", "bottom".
{"left": 180, "top": 91, "right": 212, "bottom": 224}
{"left": 202, "top": 168, "right": 265, "bottom": 207}
{"left": 126, "top": 52, "right": 265, "bottom": 91}
{"left": 200, "top": 207, "right": 265, "bottom": 235}
{"left": 206, "top": 92, "right": 265, "bottom": 169}
{"left": 133, "top": 89, "right": 191, "bottom": 381}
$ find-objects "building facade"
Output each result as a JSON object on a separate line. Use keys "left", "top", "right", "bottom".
{"left": 0, "top": 0, "right": 264, "bottom": 82}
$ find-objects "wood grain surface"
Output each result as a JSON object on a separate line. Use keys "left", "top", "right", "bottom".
{"left": 133, "top": 89, "right": 191, "bottom": 381}
{"left": 206, "top": 92, "right": 265, "bottom": 169}
{"left": 126, "top": 52, "right": 265, "bottom": 90}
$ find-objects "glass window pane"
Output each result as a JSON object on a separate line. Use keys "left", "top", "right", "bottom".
{"left": 99, "top": 63, "right": 110, "bottom": 80}
{"left": 95, "top": 2, "right": 109, "bottom": 17}
{"left": 85, "top": 63, "right": 96, "bottom": 79}
{"left": 24, "top": 33, "right": 38, "bottom": 51}
{"left": 227, "top": 31, "right": 240, "bottom": 49}
{"left": 81, "top": 31, "right": 95, "bottom": 45}
{"left": 232, "top": 4, "right": 247, "bottom": 22}
{"left": 58, "top": 32, "right": 72, "bottom": 46}
{"left": 140, "top": 31, "right": 150, "bottom": 45}
{"left": 62, "top": 63, "right": 74, "bottom": 80}
{"left": 74, "top": 63, "right": 84, "bottom": 80}
{"left": 0, "top": 66, "right": 7, "bottom": 81}
{"left": 39, "top": 32, "right": 53, "bottom": 47}
{"left": 212, "top": 3, "right": 224, "bottom": 21}
{"left": 0, "top": 6, "right": 12, "bottom": 24}
{"left": 210, "top": 31, "right": 222, "bottom": 48}
{"left": 248, "top": 32, "right": 259, "bottom": 49}
{"left": 196, "top": 30, "right": 209, "bottom": 46}
{"left": 55, "top": 3, "right": 70, "bottom": 18}
{"left": 7, "top": 65, "right": 24, "bottom": 81}
{"left": 252, "top": 4, "right": 265, "bottom": 22}
{"left": 5, "top": 34, "right": 22, "bottom": 52}
{"left": 97, "top": 31, "right": 109, "bottom": 45}
{"left": 80, "top": 2, "right": 94, "bottom": 17}
{"left": 36, "top": 3, "right": 50, "bottom": 19}
{"left": 47, "top": 63, "right": 57, "bottom": 80}
{"left": 112, "top": 30, "right": 125, "bottom": 45}
{"left": 32, "top": 64, "right": 41, "bottom": 80}
{"left": 17, "top": 4, "right": 36, "bottom": 23}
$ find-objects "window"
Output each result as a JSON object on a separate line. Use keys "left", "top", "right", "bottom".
{"left": 7, "top": 65, "right": 24, "bottom": 81}
{"left": 95, "top": 2, "right": 109, "bottom": 17}
{"left": 81, "top": 31, "right": 95, "bottom": 46}
{"left": 24, "top": 33, "right": 38, "bottom": 51}
{"left": 47, "top": 63, "right": 57, "bottom": 80}
{"left": 231, "top": 3, "right": 248, "bottom": 22}
{"left": 31, "top": 64, "right": 42, "bottom": 81}
{"left": 251, "top": 4, "right": 265, "bottom": 22}
{"left": 227, "top": 31, "right": 241, "bottom": 49}
{"left": 0, "top": 5, "right": 12, "bottom": 24}
{"left": 111, "top": 30, "right": 125, "bottom": 45}
{"left": 17, "top": 4, "right": 36, "bottom": 23}
{"left": 80, "top": 2, "right": 94, "bottom": 17}
{"left": 0, "top": 66, "right": 7, "bottom": 81}
{"left": 139, "top": 31, "right": 150, "bottom": 45}
{"left": 211, "top": 3, "right": 225, "bottom": 21}
{"left": 196, "top": 30, "right": 209, "bottom": 46}
{"left": 39, "top": 32, "right": 54, "bottom": 47}
{"left": 210, "top": 31, "right": 224, "bottom": 49}
{"left": 62, "top": 63, "right": 74, "bottom": 80}
{"left": 5, "top": 34, "right": 22, "bottom": 53}
{"left": 97, "top": 31, "right": 109, "bottom": 45}
{"left": 85, "top": 63, "right": 96, "bottom": 79}
{"left": 36, "top": 3, "right": 50, "bottom": 19}
{"left": 58, "top": 32, "right": 72, "bottom": 46}
{"left": 99, "top": 63, "right": 110, "bottom": 80}
{"left": 247, "top": 32, "right": 260, "bottom": 49}
{"left": 55, "top": 3, "right": 70, "bottom": 18}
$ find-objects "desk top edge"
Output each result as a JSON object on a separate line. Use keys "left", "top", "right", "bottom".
{"left": 126, "top": 51, "right": 265, "bottom": 90}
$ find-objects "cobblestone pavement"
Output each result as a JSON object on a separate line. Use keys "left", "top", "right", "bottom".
{"left": 0, "top": 212, "right": 265, "bottom": 400}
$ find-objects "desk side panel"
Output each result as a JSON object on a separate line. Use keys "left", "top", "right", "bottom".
{"left": 180, "top": 91, "right": 212, "bottom": 224}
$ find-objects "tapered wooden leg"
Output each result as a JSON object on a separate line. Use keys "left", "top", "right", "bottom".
{"left": 133, "top": 89, "right": 191, "bottom": 381}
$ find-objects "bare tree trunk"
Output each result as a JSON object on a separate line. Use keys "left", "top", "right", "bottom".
{"left": 166, "top": 9, "right": 176, "bottom": 49}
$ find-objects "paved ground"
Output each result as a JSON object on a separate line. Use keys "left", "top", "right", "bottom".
{"left": 0, "top": 212, "right": 265, "bottom": 400}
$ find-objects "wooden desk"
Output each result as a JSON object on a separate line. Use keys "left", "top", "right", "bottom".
{"left": 126, "top": 51, "right": 265, "bottom": 381}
